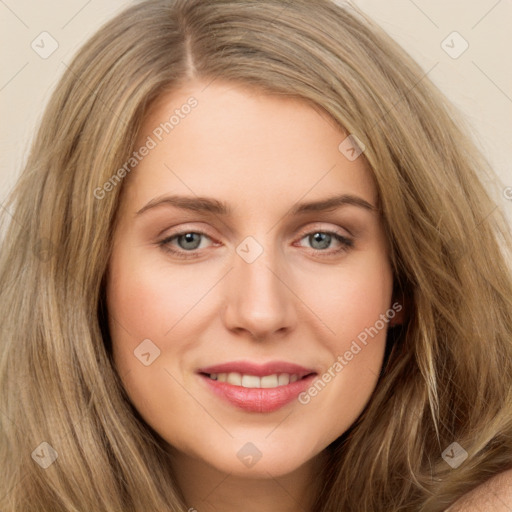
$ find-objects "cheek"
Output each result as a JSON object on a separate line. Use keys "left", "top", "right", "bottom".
{"left": 107, "top": 252, "right": 202, "bottom": 339}
{"left": 298, "top": 251, "right": 393, "bottom": 345}
{"left": 105, "top": 252, "right": 203, "bottom": 439}
{"left": 105, "top": 246, "right": 225, "bottom": 413}
{"left": 294, "top": 254, "right": 393, "bottom": 439}
{"left": 105, "top": 249, "right": 180, "bottom": 389}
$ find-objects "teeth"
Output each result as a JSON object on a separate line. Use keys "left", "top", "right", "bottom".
{"left": 278, "top": 374, "right": 290, "bottom": 386}
{"left": 209, "top": 372, "right": 301, "bottom": 389}
{"left": 227, "top": 372, "right": 242, "bottom": 386}
{"left": 241, "top": 375, "right": 260, "bottom": 388}
{"left": 260, "top": 375, "right": 278, "bottom": 388}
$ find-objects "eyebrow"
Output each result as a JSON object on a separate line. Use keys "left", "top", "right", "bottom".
{"left": 135, "top": 193, "right": 377, "bottom": 216}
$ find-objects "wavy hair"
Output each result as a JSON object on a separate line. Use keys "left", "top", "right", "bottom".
{"left": 1, "top": 0, "right": 511, "bottom": 510}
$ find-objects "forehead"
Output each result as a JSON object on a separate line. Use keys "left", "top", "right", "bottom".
{"left": 122, "top": 80, "right": 377, "bottom": 214}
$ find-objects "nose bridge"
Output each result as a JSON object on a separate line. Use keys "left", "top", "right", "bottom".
{"left": 223, "top": 235, "right": 296, "bottom": 337}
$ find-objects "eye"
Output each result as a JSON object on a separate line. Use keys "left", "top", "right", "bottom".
{"left": 158, "top": 228, "right": 354, "bottom": 260}
{"left": 296, "top": 230, "right": 354, "bottom": 255}
{"left": 159, "top": 231, "right": 214, "bottom": 259}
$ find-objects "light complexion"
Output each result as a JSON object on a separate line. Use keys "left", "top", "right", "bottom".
{"left": 106, "top": 80, "right": 401, "bottom": 512}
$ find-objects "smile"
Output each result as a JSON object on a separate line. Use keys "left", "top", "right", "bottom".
{"left": 206, "top": 372, "right": 300, "bottom": 388}
{"left": 197, "top": 361, "right": 318, "bottom": 413}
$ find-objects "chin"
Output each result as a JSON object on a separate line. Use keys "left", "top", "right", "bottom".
{"left": 180, "top": 434, "right": 324, "bottom": 478}
{"left": 214, "top": 451, "right": 313, "bottom": 478}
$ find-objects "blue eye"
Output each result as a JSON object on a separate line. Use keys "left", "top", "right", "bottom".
{"left": 158, "top": 229, "right": 354, "bottom": 260}
{"left": 298, "top": 231, "right": 354, "bottom": 253}
{"left": 173, "top": 232, "right": 204, "bottom": 251}
{"left": 159, "top": 231, "right": 212, "bottom": 258}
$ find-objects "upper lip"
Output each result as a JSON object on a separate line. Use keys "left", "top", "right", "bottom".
{"left": 197, "top": 361, "right": 317, "bottom": 378}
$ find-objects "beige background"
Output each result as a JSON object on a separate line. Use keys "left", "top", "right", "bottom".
{"left": 1, "top": 0, "right": 511, "bottom": 222}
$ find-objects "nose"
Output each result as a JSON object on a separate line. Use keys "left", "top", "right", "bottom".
{"left": 222, "top": 243, "right": 298, "bottom": 341}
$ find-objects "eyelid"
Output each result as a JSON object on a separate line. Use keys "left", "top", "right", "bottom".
{"left": 294, "top": 222, "right": 353, "bottom": 240}
{"left": 159, "top": 221, "right": 352, "bottom": 243}
{"left": 156, "top": 221, "right": 218, "bottom": 238}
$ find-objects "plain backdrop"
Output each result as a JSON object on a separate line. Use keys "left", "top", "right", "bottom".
{"left": 1, "top": 0, "right": 511, "bottom": 223}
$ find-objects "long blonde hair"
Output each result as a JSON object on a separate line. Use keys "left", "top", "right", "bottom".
{"left": 1, "top": 1, "right": 511, "bottom": 510}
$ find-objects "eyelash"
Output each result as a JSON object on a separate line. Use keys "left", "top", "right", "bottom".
{"left": 158, "top": 229, "right": 354, "bottom": 260}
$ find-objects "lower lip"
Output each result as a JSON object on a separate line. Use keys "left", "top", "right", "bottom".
{"left": 199, "top": 374, "right": 317, "bottom": 413}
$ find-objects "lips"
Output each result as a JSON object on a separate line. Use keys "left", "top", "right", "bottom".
{"left": 197, "top": 361, "right": 317, "bottom": 413}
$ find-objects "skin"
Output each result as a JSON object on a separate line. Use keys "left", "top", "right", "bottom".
{"left": 106, "top": 79, "right": 402, "bottom": 512}
{"left": 448, "top": 469, "right": 512, "bottom": 511}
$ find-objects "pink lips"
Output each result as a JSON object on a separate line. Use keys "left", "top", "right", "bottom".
{"left": 197, "top": 361, "right": 317, "bottom": 413}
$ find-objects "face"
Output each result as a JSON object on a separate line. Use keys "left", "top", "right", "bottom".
{"left": 106, "top": 79, "right": 397, "bottom": 478}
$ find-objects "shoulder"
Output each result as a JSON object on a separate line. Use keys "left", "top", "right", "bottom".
{"left": 446, "top": 469, "right": 512, "bottom": 511}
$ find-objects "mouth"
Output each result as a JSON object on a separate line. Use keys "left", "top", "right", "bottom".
{"left": 197, "top": 361, "right": 318, "bottom": 413}
{"left": 202, "top": 372, "right": 308, "bottom": 388}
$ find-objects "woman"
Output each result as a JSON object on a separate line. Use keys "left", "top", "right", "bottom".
{"left": 1, "top": 0, "right": 511, "bottom": 510}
